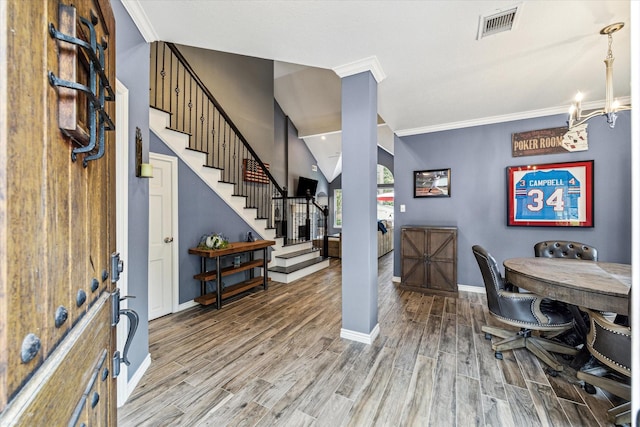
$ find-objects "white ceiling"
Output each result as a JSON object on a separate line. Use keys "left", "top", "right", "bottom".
{"left": 123, "top": 0, "right": 631, "bottom": 182}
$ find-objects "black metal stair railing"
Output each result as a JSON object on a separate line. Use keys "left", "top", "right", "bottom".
{"left": 150, "top": 41, "right": 286, "bottom": 230}
{"left": 272, "top": 194, "right": 329, "bottom": 257}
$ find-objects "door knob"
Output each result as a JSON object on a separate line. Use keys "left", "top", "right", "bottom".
{"left": 164, "top": 237, "right": 174, "bottom": 243}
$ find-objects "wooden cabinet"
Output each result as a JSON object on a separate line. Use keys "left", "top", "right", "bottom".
{"left": 400, "top": 226, "right": 458, "bottom": 297}
{"left": 378, "top": 224, "right": 393, "bottom": 257}
{"left": 313, "top": 234, "right": 342, "bottom": 258}
{"left": 328, "top": 236, "right": 341, "bottom": 258}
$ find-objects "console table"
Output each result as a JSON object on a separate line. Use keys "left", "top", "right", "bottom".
{"left": 189, "top": 240, "right": 275, "bottom": 309}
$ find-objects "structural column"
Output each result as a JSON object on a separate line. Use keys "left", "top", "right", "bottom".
{"left": 340, "top": 70, "right": 379, "bottom": 343}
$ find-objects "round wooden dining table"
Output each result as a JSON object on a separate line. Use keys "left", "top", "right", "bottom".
{"left": 503, "top": 257, "right": 631, "bottom": 315}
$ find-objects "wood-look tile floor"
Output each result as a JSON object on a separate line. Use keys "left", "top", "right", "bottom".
{"left": 118, "top": 254, "right": 622, "bottom": 426}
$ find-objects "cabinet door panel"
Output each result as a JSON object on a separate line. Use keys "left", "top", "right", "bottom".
{"left": 428, "top": 261, "right": 456, "bottom": 291}
{"left": 401, "top": 229, "right": 425, "bottom": 259}
{"left": 428, "top": 229, "right": 456, "bottom": 261}
{"left": 402, "top": 257, "right": 426, "bottom": 289}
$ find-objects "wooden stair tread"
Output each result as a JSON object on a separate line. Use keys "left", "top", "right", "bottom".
{"left": 275, "top": 248, "right": 320, "bottom": 260}
{"left": 283, "top": 239, "right": 315, "bottom": 247}
{"left": 202, "top": 164, "right": 223, "bottom": 170}
{"left": 150, "top": 105, "right": 172, "bottom": 116}
{"left": 268, "top": 256, "right": 326, "bottom": 274}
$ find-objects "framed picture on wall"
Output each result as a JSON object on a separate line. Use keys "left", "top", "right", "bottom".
{"left": 507, "top": 160, "right": 593, "bottom": 227}
{"left": 414, "top": 169, "right": 451, "bottom": 198}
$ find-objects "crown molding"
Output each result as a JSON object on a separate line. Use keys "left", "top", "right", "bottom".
{"left": 299, "top": 128, "right": 343, "bottom": 139}
{"left": 121, "top": 0, "right": 159, "bottom": 43}
{"left": 395, "top": 97, "right": 632, "bottom": 136}
{"left": 333, "top": 56, "right": 386, "bottom": 83}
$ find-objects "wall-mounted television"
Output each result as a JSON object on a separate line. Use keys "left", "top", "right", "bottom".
{"left": 296, "top": 176, "right": 318, "bottom": 197}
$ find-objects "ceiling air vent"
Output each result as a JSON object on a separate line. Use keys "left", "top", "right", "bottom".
{"left": 477, "top": 4, "right": 521, "bottom": 40}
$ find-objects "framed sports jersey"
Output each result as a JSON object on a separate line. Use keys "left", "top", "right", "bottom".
{"left": 507, "top": 160, "right": 593, "bottom": 227}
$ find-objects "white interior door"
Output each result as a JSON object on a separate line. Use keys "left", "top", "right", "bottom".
{"left": 148, "top": 153, "right": 177, "bottom": 320}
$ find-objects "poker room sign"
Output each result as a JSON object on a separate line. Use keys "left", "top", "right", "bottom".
{"left": 511, "top": 124, "right": 588, "bottom": 157}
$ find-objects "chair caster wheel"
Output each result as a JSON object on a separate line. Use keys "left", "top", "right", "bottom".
{"left": 484, "top": 333, "right": 492, "bottom": 340}
{"left": 494, "top": 351, "right": 503, "bottom": 360}
{"left": 584, "top": 383, "right": 596, "bottom": 394}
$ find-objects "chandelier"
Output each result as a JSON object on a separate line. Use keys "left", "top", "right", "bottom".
{"left": 568, "top": 22, "right": 631, "bottom": 129}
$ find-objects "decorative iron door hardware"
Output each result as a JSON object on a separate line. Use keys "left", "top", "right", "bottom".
{"left": 111, "top": 252, "right": 124, "bottom": 283}
{"left": 48, "top": 4, "right": 115, "bottom": 167}
{"left": 111, "top": 288, "right": 139, "bottom": 377}
{"left": 109, "top": 252, "right": 139, "bottom": 378}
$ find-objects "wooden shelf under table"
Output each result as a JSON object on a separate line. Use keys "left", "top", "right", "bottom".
{"left": 194, "top": 259, "right": 264, "bottom": 282}
{"left": 194, "top": 276, "right": 269, "bottom": 306}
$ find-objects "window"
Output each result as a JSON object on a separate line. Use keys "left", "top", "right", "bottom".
{"left": 333, "top": 188, "right": 342, "bottom": 228}
{"left": 377, "top": 164, "right": 394, "bottom": 185}
{"left": 333, "top": 165, "right": 393, "bottom": 228}
{"left": 377, "top": 165, "right": 394, "bottom": 223}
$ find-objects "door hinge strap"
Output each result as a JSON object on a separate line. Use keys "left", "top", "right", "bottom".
{"left": 48, "top": 6, "right": 115, "bottom": 167}
{"left": 49, "top": 19, "right": 115, "bottom": 101}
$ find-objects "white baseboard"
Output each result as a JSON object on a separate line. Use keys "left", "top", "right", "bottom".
{"left": 177, "top": 300, "right": 199, "bottom": 312}
{"left": 458, "top": 284, "right": 486, "bottom": 294}
{"left": 340, "top": 323, "right": 380, "bottom": 345}
{"left": 118, "top": 353, "right": 151, "bottom": 408}
{"left": 392, "top": 277, "right": 484, "bottom": 294}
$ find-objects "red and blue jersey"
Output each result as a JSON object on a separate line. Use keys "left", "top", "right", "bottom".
{"left": 515, "top": 170, "right": 580, "bottom": 221}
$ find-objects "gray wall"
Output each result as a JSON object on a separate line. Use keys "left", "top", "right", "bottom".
{"left": 272, "top": 101, "right": 288, "bottom": 187}
{"left": 150, "top": 135, "right": 261, "bottom": 304}
{"left": 393, "top": 112, "right": 632, "bottom": 288}
{"left": 378, "top": 147, "right": 394, "bottom": 175}
{"left": 113, "top": 0, "right": 150, "bottom": 379}
{"left": 278, "top": 105, "right": 329, "bottom": 198}
{"left": 177, "top": 45, "right": 275, "bottom": 165}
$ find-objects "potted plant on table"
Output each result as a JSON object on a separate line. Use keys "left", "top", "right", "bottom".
{"left": 198, "top": 232, "right": 229, "bottom": 250}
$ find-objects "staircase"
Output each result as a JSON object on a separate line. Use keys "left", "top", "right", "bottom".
{"left": 149, "top": 107, "right": 329, "bottom": 283}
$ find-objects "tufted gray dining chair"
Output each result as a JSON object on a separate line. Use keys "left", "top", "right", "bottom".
{"left": 576, "top": 292, "right": 631, "bottom": 425}
{"left": 534, "top": 240, "right": 598, "bottom": 340}
{"left": 534, "top": 240, "right": 597, "bottom": 261}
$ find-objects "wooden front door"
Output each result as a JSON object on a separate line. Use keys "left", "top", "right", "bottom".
{"left": 0, "top": 0, "right": 120, "bottom": 425}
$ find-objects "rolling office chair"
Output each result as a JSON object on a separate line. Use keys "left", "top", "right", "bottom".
{"left": 576, "top": 297, "right": 631, "bottom": 426}
{"left": 472, "top": 245, "right": 578, "bottom": 372}
{"left": 534, "top": 240, "right": 598, "bottom": 342}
